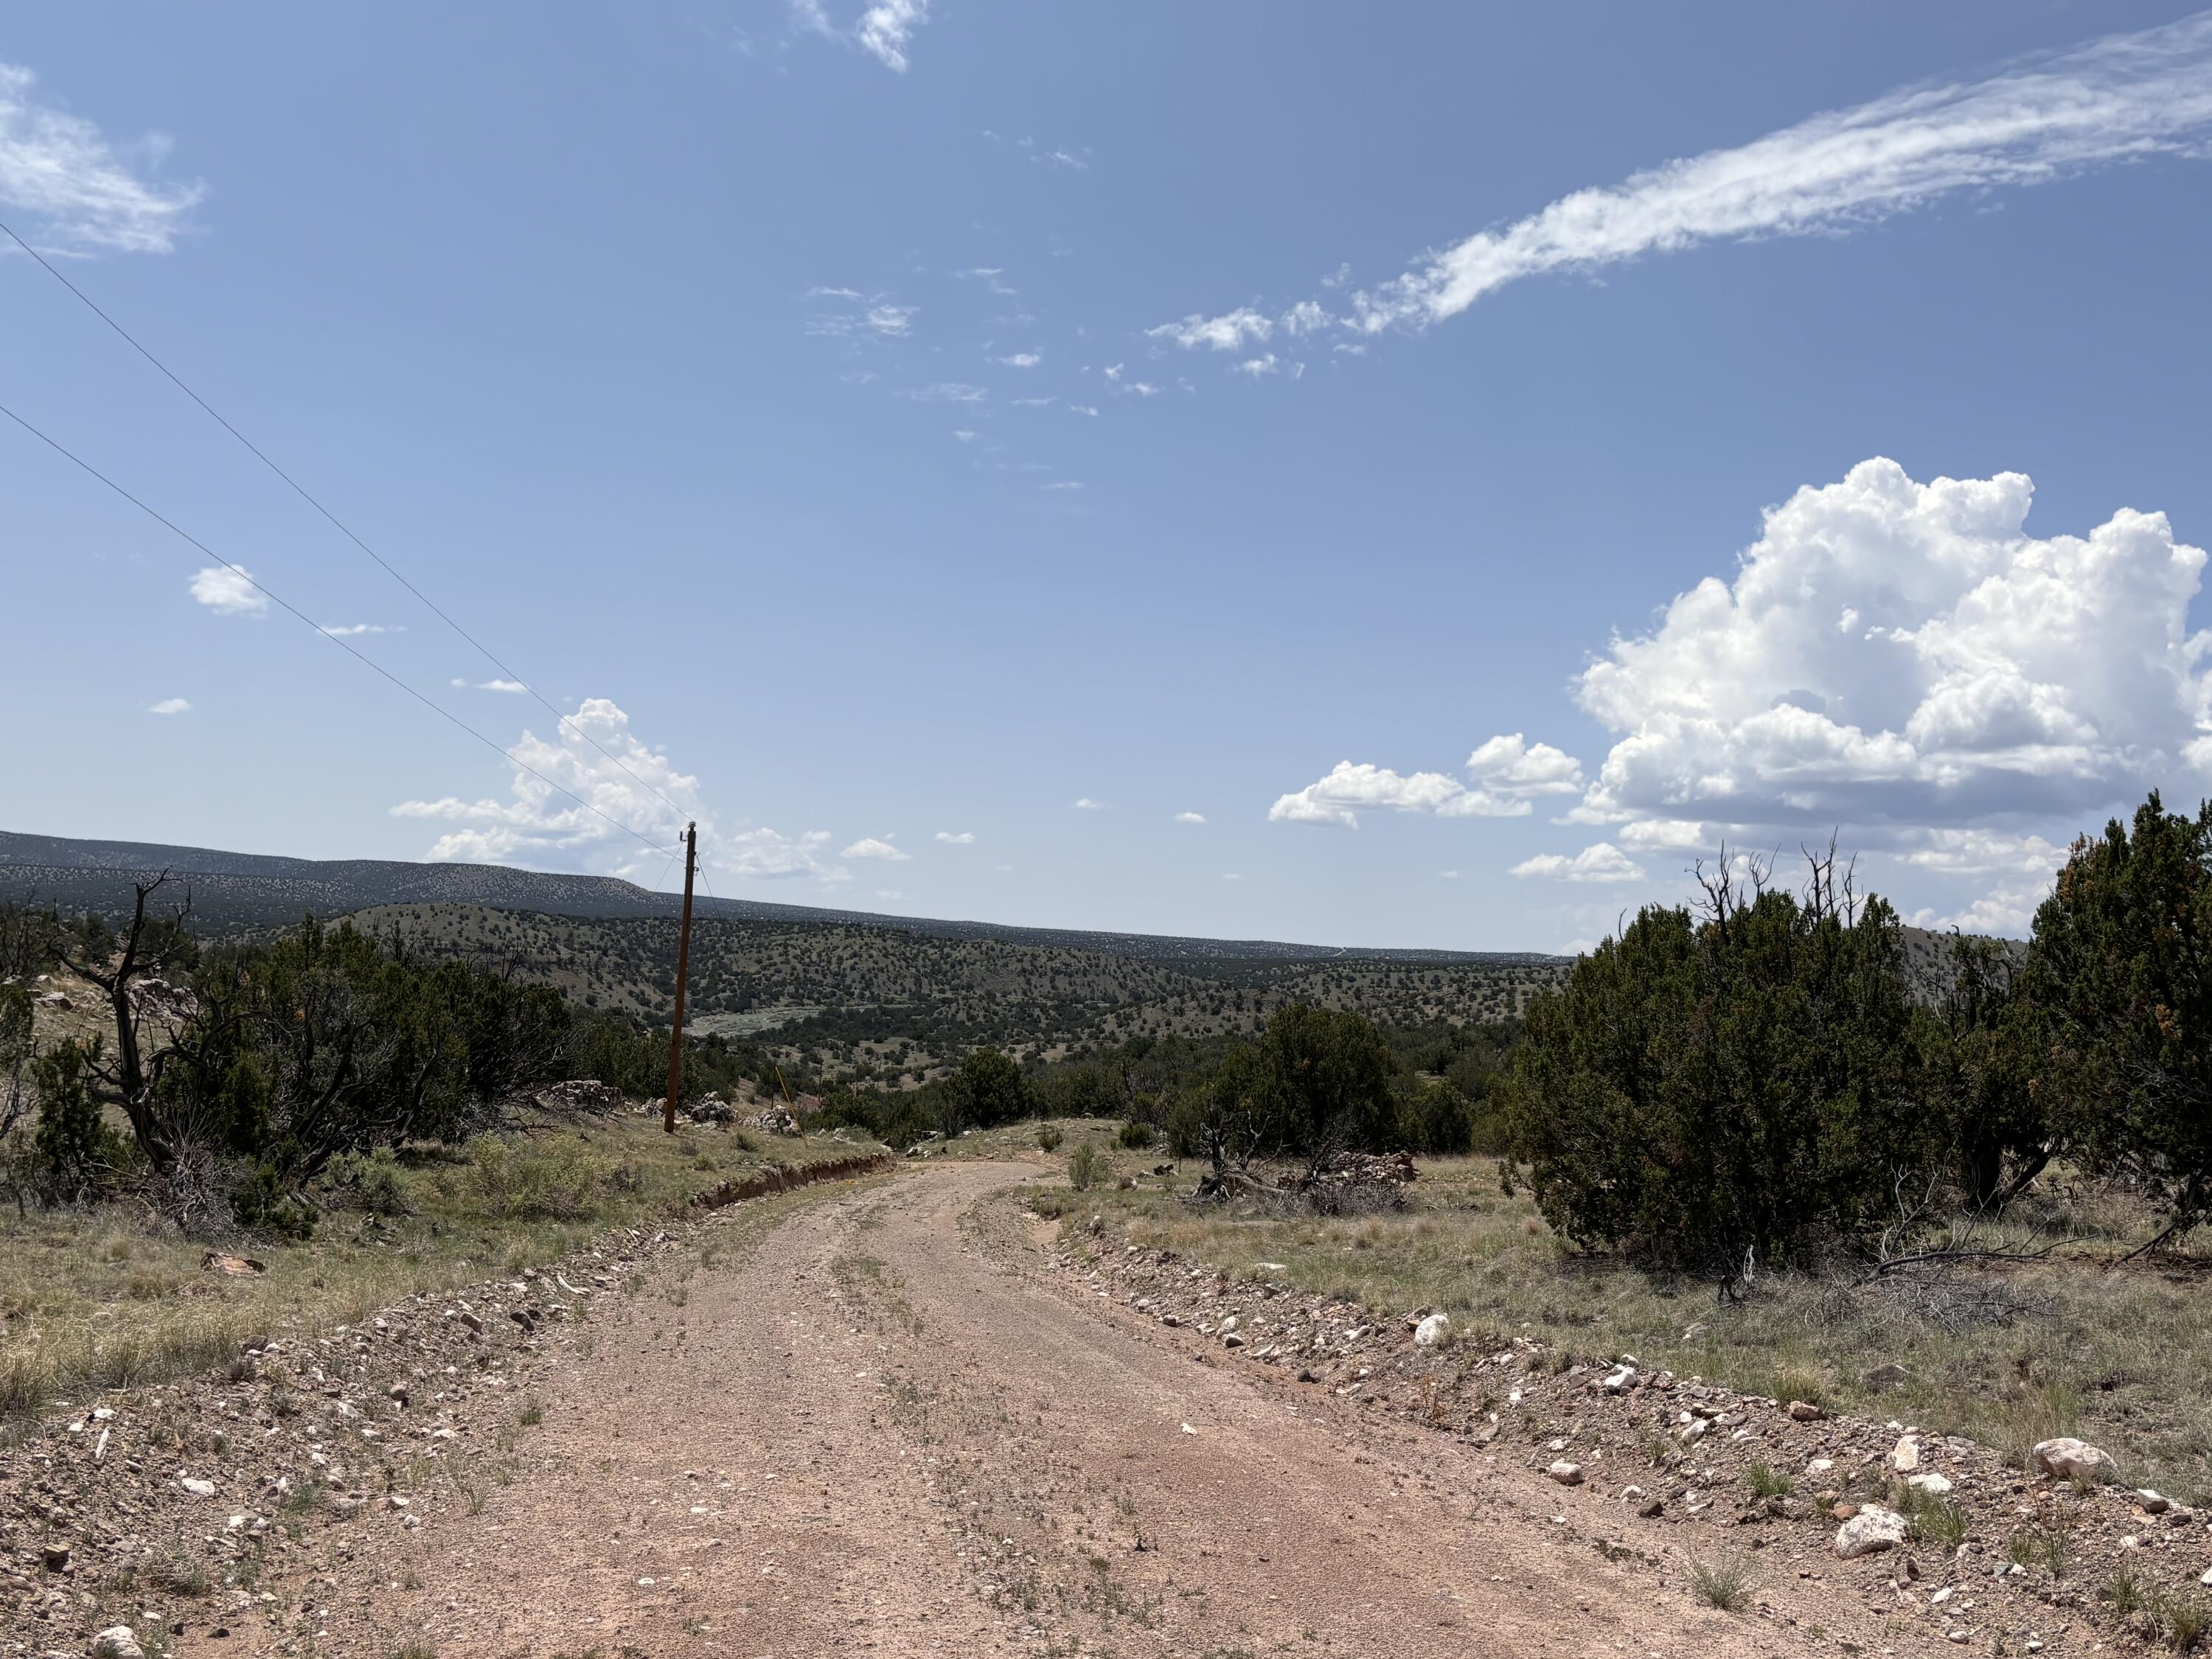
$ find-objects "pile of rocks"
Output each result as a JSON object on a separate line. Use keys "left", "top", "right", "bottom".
{"left": 531, "top": 1078, "right": 631, "bottom": 1116}
{"left": 125, "top": 978, "right": 198, "bottom": 1022}
{"left": 1294, "top": 1150, "right": 1416, "bottom": 1193}
{"left": 748, "top": 1104, "right": 803, "bottom": 1137}
{"left": 686, "top": 1093, "right": 740, "bottom": 1125}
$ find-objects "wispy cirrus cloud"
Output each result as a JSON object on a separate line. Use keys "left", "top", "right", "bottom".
{"left": 794, "top": 0, "right": 931, "bottom": 74}
{"left": 804, "top": 291, "right": 917, "bottom": 339}
{"left": 0, "top": 61, "right": 204, "bottom": 254}
{"left": 1156, "top": 13, "right": 2212, "bottom": 350}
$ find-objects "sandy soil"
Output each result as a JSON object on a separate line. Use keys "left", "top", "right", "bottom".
{"left": 322, "top": 1161, "right": 1972, "bottom": 1658}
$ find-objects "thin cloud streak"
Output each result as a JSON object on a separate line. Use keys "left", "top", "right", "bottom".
{"left": 1158, "top": 13, "right": 2212, "bottom": 344}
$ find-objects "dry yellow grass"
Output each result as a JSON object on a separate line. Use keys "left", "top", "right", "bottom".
{"left": 0, "top": 1110, "right": 877, "bottom": 1425}
{"left": 1022, "top": 1137, "right": 2212, "bottom": 1504}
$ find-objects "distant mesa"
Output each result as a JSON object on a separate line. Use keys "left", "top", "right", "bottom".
{"left": 0, "top": 830, "right": 1562, "bottom": 965}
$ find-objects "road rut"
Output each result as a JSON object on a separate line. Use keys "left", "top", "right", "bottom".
{"left": 334, "top": 1161, "right": 1939, "bottom": 1657}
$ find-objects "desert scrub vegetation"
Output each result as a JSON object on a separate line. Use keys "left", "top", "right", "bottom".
{"left": 1060, "top": 1149, "right": 2212, "bottom": 1502}
{"left": 0, "top": 1107, "right": 860, "bottom": 1423}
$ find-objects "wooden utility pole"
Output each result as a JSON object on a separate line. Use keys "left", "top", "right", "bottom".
{"left": 662, "top": 821, "right": 698, "bottom": 1134}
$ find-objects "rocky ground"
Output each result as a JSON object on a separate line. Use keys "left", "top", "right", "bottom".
{"left": 8, "top": 1158, "right": 2208, "bottom": 1659}
{"left": 0, "top": 1155, "right": 886, "bottom": 1659}
{"left": 1054, "top": 1217, "right": 2212, "bottom": 1655}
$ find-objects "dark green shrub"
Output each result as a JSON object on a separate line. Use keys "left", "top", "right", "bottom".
{"left": 1398, "top": 1079, "right": 1472, "bottom": 1155}
{"left": 32, "top": 1040, "right": 122, "bottom": 1201}
{"left": 1164, "top": 1091, "right": 1203, "bottom": 1159}
{"left": 2027, "top": 792, "right": 2212, "bottom": 1236}
{"left": 232, "top": 1161, "right": 317, "bottom": 1239}
{"left": 1500, "top": 863, "right": 1927, "bottom": 1284}
{"left": 1116, "top": 1119, "right": 1154, "bottom": 1149}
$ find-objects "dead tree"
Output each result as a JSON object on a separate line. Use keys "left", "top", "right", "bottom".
{"left": 55, "top": 872, "right": 197, "bottom": 1172}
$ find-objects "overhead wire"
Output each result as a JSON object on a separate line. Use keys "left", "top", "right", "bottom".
{"left": 0, "top": 216, "right": 693, "bottom": 829}
{"left": 0, "top": 400, "right": 678, "bottom": 859}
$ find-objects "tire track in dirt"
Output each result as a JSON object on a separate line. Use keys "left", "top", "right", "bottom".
{"left": 332, "top": 1161, "right": 1961, "bottom": 1658}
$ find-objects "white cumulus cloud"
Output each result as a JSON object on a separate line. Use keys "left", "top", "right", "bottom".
{"left": 1466, "top": 733, "right": 1584, "bottom": 798}
{"left": 1570, "top": 459, "right": 2212, "bottom": 844}
{"left": 189, "top": 566, "right": 265, "bottom": 616}
{"left": 1511, "top": 843, "right": 1646, "bottom": 883}
{"left": 842, "top": 836, "right": 910, "bottom": 860}
{"left": 933, "top": 830, "right": 975, "bottom": 844}
{"left": 1270, "top": 735, "right": 1585, "bottom": 829}
{"left": 146, "top": 697, "right": 191, "bottom": 717}
{"left": 391, "top": 697, "right": 706, "bottom": 872}
{"left": 1174, "top": 811, "right": 1206, "bottom": 824}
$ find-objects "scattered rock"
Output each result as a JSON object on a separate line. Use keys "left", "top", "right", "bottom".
{"left": 533, "top": 1078, "right": 630, "bottom": 1115}
{"left": 1891, "top": 1434, "right": 1921, "bottom": 1472}
{"left": 180, "top": 1476, "right": 217, "bottom": 1498}
{"left": 1546, "top": 1461, "right": 1585, "bottom": 1486}
{"left": 2031, "top": 1437, "right": 2116, "bottom": 1484}
{"left": 1787, "top": 1399, "right": 1825, "bottom": 1422}
{"left": 201, "top": 1251, "right": 266, "bottom": 1277}
{"left": 41, "top": 1543, "right": 71, "bottom": 1571}
{"left": 1413, "top": 1313, "right": 1450, "bottom": 1348}
{"left": 2135, "top": 1489, "right": 2170, "bottom": 1514}
{"left": 1596, "top": 1363, "right": 1635, "bottom": 1393}
{"left": 1863, "top": 1362, "right": 1908, "bottom": 1391}
{"left": 91, "top": 1629, "right": 145, "bottom": 1659}
{"left": 1907, "top": 1472, "right": 1954, "bottom": 1496}
{"left": 749, "top": 1105, "right": 803, "bottom": 1137}
{"left": 1834, "top": 1506, "right": 1910, "bottom": 1558}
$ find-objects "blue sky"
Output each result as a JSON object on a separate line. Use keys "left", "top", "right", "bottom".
{"left": 6, "top": 1, "right": 2212, "bottom": 949}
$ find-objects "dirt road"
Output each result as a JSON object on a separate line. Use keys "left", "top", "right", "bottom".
{"left": 331, "top": 1162, "right": 1952, "bottom": 1658}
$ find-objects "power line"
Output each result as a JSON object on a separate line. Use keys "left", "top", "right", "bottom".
{"left": 0, "top": 399, "right": 678, "bottom": 859}
{"left": 0, "top": 216, "right": 692, "bottom": 827}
